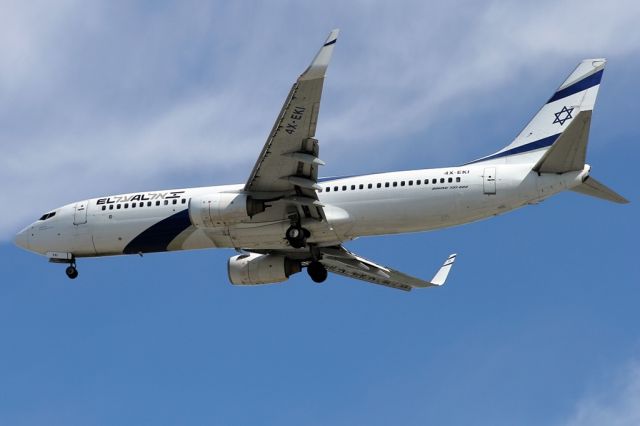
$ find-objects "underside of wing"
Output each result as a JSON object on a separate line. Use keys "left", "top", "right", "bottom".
{"left": 244, "top": 29, "right": 339, "bottom": 222}
{"left": 319, "top": 247, "right": 457, "bottom": 292}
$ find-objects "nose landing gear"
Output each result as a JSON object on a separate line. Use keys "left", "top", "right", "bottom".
{"left": 48, "top": 253, "right": 79, "bottom": 280}
{"left": 47, "top": 252, "right": 78, "bottom": 280}
{"left": 65, "top": 265, "right": 79, "bottom": 279}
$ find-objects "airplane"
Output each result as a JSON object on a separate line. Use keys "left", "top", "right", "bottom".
{"left": 14, "top": 29, "right": 628, "bottom": 291}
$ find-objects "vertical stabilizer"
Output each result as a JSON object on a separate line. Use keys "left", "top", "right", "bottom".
{"left": 468, "top": 59, "right": 605, "bottom": 166}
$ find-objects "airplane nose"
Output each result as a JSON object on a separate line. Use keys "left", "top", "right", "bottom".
{"left": 14, "top": 228, "right": 30, "bottom": 250}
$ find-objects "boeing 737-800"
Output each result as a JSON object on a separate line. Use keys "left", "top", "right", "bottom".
{"left": 14, "top": 30, "right": 628, "bottom": 291}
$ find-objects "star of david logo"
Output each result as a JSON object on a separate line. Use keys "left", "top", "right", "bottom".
{"left": 553, "top": 106, "right": 574, "bottom": 126}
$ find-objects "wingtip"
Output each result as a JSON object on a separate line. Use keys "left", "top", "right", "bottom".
{"left": 299, "top": 29, "right": 340, "bottom": 81}
{"left": 325, "top": 28, "right": 340, "bottom": 45}
{"left": 430, "top": 253, "right": 457, "bottom": 286}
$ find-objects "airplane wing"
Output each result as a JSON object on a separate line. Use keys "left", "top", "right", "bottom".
{"left": 244, "top": 29, "right": 339, "bottom": 221}
{"left": 318, "top": 246, "right": 457, "bottom": 291}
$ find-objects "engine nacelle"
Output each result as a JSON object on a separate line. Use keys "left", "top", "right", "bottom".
{"left": 228, "top": 253, "right": 301, "bottom": 285}
{"left": 189, "top": 193, "right": 265, "bottom": 227}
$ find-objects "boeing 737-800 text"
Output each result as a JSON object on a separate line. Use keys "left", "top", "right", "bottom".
{"left": 14, "top": 30, "right": 628, "bottom": 291}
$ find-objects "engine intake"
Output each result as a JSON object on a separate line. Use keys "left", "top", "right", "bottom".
{"left": 189, "top": 193, "right": 265, "bottom": 227}
{"left": 228, "top": 253, "right": 301, "bottom": 285}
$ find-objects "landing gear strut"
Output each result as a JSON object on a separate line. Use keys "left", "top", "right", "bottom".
{"left": 286, "top": 225, "right": 309, "bottom": 248}
{"left": 307, "top": 261, "right": 327, "bottom": 283}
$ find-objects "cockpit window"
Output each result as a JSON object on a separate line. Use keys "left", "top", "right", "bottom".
{"left": 39, "top": 211, "right": 56, "bottom": 221}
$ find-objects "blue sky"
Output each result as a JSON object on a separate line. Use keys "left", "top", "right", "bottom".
{"left": 1, "top": 1, "right": 639, "bottom": 425}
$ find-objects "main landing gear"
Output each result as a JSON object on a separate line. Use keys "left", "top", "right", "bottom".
{"left": 307, "top": 261, "right": 327, "bottom": 283}
{"left": 284, "top": 220, "right": 327, "bottom": 283}
{"left": 286, "top": 225, "right": 310, "bottom": 248}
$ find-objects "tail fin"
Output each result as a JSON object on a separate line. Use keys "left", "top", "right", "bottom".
{"left": 468, "top": 59, "right": 606, "bottom": 165}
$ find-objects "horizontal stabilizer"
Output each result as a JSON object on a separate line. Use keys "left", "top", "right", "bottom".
{"left": 533, "top": 111, "right": 591, "bottom": 173}
{"left": 571, "top": 176, "right": 629, "bottom": 204}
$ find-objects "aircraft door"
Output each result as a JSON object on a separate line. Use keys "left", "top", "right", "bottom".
{"left": 483, "top": 167, "right": 496, "bottom": 194}
{"left": 73, "top": 200, "right": 88, "bottom": 225}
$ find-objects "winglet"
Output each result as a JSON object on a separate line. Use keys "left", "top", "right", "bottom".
{"left": 430, "top": 254, "right": 457, "bottom": 286}
{"left": 299, "top": 29, "right": 339, "bottom": 81}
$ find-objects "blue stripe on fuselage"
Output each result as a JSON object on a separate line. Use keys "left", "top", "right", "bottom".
{"left": 123, "top": 209, "right": 192, "bottom": 254}
{"left": 465, "top": 133, "right": 559, "bottom": 165}
{"left": 547, "top": 69, "right": 603, "bottom": 104}
{"left": 317, "top": 174, "right": 358, "bottom": 183}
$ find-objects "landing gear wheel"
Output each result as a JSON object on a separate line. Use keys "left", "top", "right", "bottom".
{"left": 65, "top": 265, "right": 78, "bottom": 279}
{"left": 307, "top": 261, "right": 328, "bottom": 283}
{"left": 286, "top": 225, "right": 308, "bottom": 248}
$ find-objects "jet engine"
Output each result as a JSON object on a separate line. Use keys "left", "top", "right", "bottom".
{"left": 228, "top": 253, "right": 301, "bottom": 285}
{"left": 189, "top": 193, "right": 265, "bottom": 227}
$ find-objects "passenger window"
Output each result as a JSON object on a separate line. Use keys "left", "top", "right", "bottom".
{"left": 116, "top": 205, "right": 121, "bottom": 209}
{"left": 148, "top": 201, "right": 152, "bottom": 206}
{"left": 377, "top": 183, "right": 382, "bottom": 188}
{"left": 448, "top": 177, "right": 453, "bottom": 183}
{"left": 393, "top": 182, "right": 397, "bottom": 187}
{"left": 101, "top": 206, "right": 106, "bottom": 211}
{"left": 368, "top": 183, "right": 372, "bottom": 189}
{"left": 156, "top": 201, "right": 160, "bottom": 206}
{"left": 385, "top": 182, "right": 390, "bottom": 187}
{"left": 334, "top": 186, "right": 338, "bottom": 191}
{"left": 173, "top": 199, "right": 177, "bottom": 205}
{"left": 351, "top": 185, "right": 356, "bottom": 190}
{"left": 408, "top": 180, "right": 413, "bottom": 186}
{"left": 182, "top": 199, "right": 186, "bottom": 204}
{"left": 124, "top": 203, "right": 129, "bottom": 208}
{"left": 432, "top": 178, "right": 437, "bottom": 184}
{"left": 164, "top": 200, "right": 169, "bottom": 205}
{"left": 342, "top": 185, "right": 347, "bottom": 191}
{"left": 417, "top": 180, "right": 421, "bottom": 185}
{"left": 326, "top": 187, "right": 330, "bottom": 192}
{"left": 359, "top": 184, "right": 364, "bottom": 190}
{"left": 132, "top": 203, "right": 136, "bottom": 208}
{"left": 456, "top": 177, "right": 461, "bottom": 182}
{"left": 400, "top": 181, "right": 405, "bottom": 186}
{"left": 440, "top": 178, "right": 445, "bottom": 183}
{"left": 110, "top": 205, "right": 114, "bottom": 210}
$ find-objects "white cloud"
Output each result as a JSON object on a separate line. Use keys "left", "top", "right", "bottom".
{"left": 2, "top": 0, "right": 640, "bottom": 237}
{"left": 561, "top": 361, "right": 640, "bottom": 426}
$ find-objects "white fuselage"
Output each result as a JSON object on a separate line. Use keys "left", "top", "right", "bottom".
{"left": 16, "top": 163, "right": 589, "bottom": 258}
